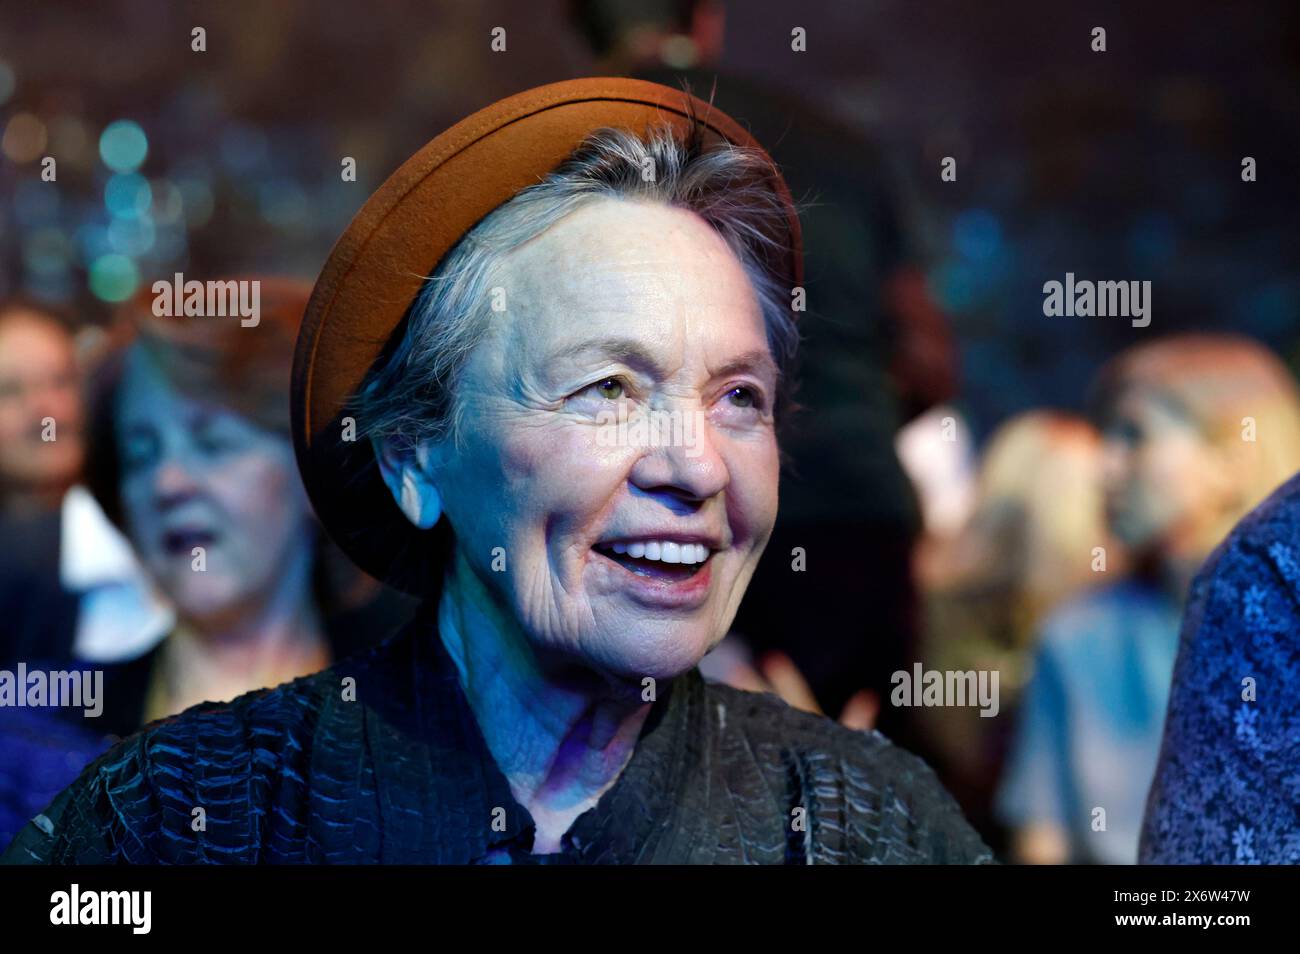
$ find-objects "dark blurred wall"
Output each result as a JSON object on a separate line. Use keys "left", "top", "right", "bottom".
{"left": 1, "top": 0, "right": 1297, "bottom": 437}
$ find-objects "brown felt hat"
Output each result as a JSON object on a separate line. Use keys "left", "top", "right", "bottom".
{"left": 291, "top": 77, "right": 803, "bottom": 594}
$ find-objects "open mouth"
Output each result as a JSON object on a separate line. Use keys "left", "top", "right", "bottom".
{"left": 592, "top": 541, "right": 712, "bottom": 582}
{"left": 161, "top": 527, "right": 218, "bottom": 556}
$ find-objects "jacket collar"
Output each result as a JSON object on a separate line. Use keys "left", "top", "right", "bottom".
{"left": 361, "top": 605, "right": 708, "bottom": 863}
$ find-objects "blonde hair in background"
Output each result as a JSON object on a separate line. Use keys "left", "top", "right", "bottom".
{"left": 913, "top": 411, "right": 1115, "bottom": 783}
{"left": 925, "top": 410, "right": 1116, "bottom": 616}
{"left": 1091, "top": 333, "right": 1300, "bottom": 525}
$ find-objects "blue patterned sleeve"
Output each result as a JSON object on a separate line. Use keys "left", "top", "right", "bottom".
{"left": 1140, "top": 474, "right": 1300, "bottom": 864}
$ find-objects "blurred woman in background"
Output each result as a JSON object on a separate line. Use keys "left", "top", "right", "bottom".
{"left": 912, "top": 410, "right": 1118, "bottom": 855}
{"left": 74, "top": 277, "right": 413, "bottom": 737}
{"left": 996, "top": 334, "right": 1300, "bottom": 864}
{"left": 4, "top": 278, "right": 412, "bottom": 847}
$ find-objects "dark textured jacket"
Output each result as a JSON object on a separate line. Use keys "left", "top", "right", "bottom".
{"left": 3, "top": 613, "right": 993, "bottom": 865}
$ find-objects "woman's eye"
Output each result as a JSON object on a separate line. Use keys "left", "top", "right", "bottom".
{"left": 725, "top": 385, "right": 760, "bottom": 410}
{"left": 121, "top": 437, "right": 155, "bottom": 470}
{"left": 585, "top": 377, "right": 625, "bottom": 401}
{"left": 196, "top": 435, "right": 233, "bottom": 454}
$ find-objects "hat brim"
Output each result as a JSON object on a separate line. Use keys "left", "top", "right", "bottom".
{"left": 292, "top": 77, "right": 802, "bottom": 594}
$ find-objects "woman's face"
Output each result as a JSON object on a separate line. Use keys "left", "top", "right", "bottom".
{"left": 1100, "top": 387, "right": 1227, "bottom": 556}
{"left": 0, "top": 313, "right": 84, "bottom": 495}
{"left": 115, "top": 345, "right": 313, "bottom": 625}
{"left": 400, "top": 199, "right": 780, "bottom": 681}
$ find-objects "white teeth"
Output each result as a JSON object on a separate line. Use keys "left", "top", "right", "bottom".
{"left": 600, "top": 540, "right": 712, "bottom": 565}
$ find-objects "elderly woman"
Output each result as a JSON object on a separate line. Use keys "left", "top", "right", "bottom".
{"left": 3, "top": 79, "right": 989, "bottom": 864}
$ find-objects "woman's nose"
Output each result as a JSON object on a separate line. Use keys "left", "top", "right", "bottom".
{"left": 627, "top": 415, "right": 729, "bottom": 505}
{"left": 152, "top": 456, "right": 203, "bottom": 505}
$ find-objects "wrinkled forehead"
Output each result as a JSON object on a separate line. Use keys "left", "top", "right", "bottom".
{"left": 482, "top": 199, "right": 768, "bottom": 372}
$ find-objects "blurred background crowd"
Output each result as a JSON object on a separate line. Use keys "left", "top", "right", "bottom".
{"left": 2, "top": 0, "right": 1300, "bottom": 863}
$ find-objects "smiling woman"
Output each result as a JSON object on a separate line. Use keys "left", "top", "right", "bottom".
{"left": 2, "top": 79, "right": 992, "bottom": 865}
{"left": 363, "top": 195, "right": 782, "bottom": 682}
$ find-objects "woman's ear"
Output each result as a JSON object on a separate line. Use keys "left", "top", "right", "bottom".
{"left": 372, "top": 435, "right": 443, "bottom": 529}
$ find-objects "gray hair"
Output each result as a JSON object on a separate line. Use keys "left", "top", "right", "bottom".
{"left": 353, "top": 123, "right": 799, "bottom": 451}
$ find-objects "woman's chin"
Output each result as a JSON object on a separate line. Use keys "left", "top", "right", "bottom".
{"left": 169, "top": 583, "right": 252, "bottom": 628}
{"left": 589, "top": 626, "right": 717, "bottom": 683}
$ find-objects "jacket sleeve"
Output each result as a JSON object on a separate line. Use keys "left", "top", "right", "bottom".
{"left": 2, "top": 739, "right": 140, "bottom": 864}
{"left": 1139, "top": 486, "right": 1300, "bottom": 864}
{"left": 3, "top": 701, "right": 265, "bottom": 865}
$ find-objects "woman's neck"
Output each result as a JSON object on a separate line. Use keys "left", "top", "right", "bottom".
{"left": 436, "top": 552, "right": 652, "bottom": 854}
{"left": 158, "top": 536, "right": 327, "bottom": 712}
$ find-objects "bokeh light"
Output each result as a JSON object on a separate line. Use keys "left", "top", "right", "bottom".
{"left": 22, "top": 227, "right": 74, "bottom": 278}
{"left": 107, "top": 215, "right": 156, "bottom": 257}
{"left": 98, "top": 119, "right": 149, "bottom": 173}
{"left": 88, "top": 252, "right": 139, "bottom": 301}
{"left": 953, "top": 209, "right": 1003, "bottom": 262}
{"left": 259, "top": 179, "right": 308, "bottom": 228}
{"left": 148, "top": 179, "right": 184, "bottom": 225}
{"left": 2, "top": 112, "right": 48, "bottom": 162}
{"left": 74, "top": 223, "right": 114, "bottom": 267}
{"left": 46, "top": 115, "right": 91, "bottom": 166}
{"left": 103, "top": 172, "right": 152, "bottom": 218}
